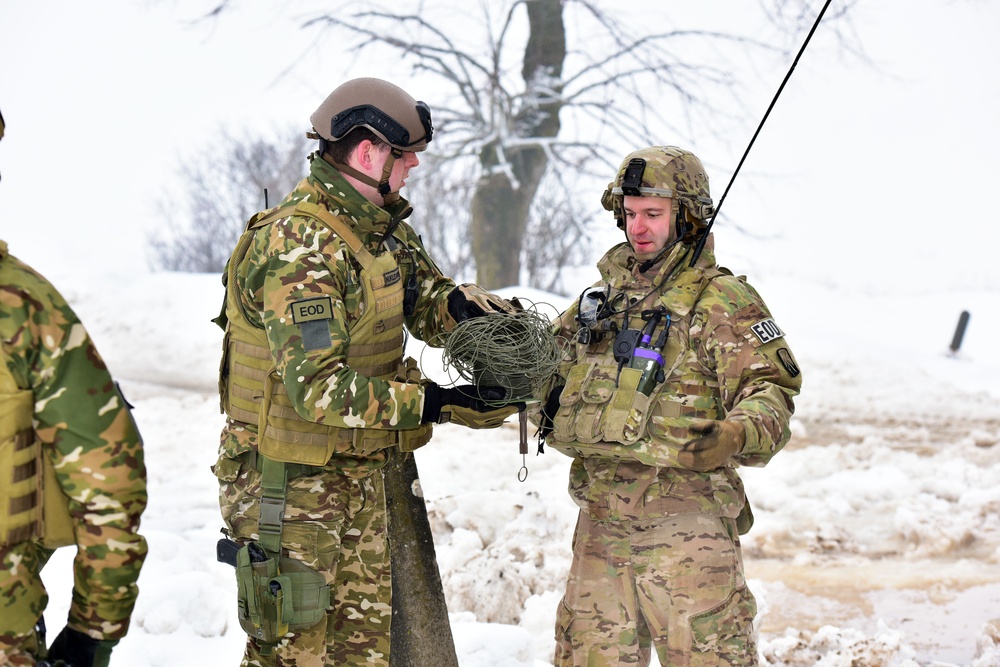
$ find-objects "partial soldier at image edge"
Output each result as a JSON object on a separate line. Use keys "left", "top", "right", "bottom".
{"left": 0, "top": 107, "right": 148, "bottom": 667}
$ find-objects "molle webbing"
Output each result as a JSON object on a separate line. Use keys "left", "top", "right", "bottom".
{"left": 0, "top": 343, "right": 73, "bottom": 549}
{"left": 550, "top": 263, "right": 729, "bottom": 463}
{"left": 0, "top": 336, "right": 38, "bottom": 545}
{"left": 0, "top": 429, "right": 37, "bottom": 545}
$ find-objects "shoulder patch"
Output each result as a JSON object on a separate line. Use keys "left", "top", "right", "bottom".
{"left": 749, "top": 318, "right": 785, "bottom": 345}
{"left": 777, "top": 347, "right": 800, "bottom": 378}
{"left": 291, "top": 296, "right": 333, "bottom": 324}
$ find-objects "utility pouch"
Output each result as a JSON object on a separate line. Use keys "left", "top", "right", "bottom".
{"left": 258, "top": 371, "right": 338, "bottom": 466}
{"left": 551, "top": 362, "right": 592, "bottom": 443}
{"left": 399, "top": 424, "right": 433, "bottom": 453}
{"left": 235, "top": 544, "right": 330, "bottom": 646}
{"left": 394, "top": 357, "right": 433, "bottom": 452}
{"left": 551, "top": 361, "right": 656, "bottom": 447}
{"left": 572, "top": 363, "right": 618, "bottom": 444}
{"left": 39, "top": 452, "right": 74, "bottom": 549}
{"left": 599, "top": 367, "right": 654, "bottom": 445}
{"left": 0, "top": 428, "right": 37, "bottom": 546}
{"left": 0, "top": 377, "right": 74, "bottom": 548}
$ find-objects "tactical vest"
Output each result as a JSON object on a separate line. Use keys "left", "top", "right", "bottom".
{"left": 0, "top": 305, "right": 74, "bottom": 548}
{"left": 550, "top": 251, "right": 728, "bottom": 469}
{"left": 220, "top": 200, "right": 431, "bottom": 468}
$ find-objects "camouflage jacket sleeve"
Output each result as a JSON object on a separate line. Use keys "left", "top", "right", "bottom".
{"left": 694, "top": 275, "right": 802, "bottom": 467}
{"left": 243, "top": 219, "right": 427, "bottom": 430}
{"left": 392, "top": 220, "right": 458, "bottom": 345}
{"left": 527, "top": 294, "right": 582, "bottom": 429}
{"left": 0, "top": 251, "right": 147, "bottom": 640}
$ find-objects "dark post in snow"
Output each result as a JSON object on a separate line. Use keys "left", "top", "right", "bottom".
{"left": 949, "top": 310, "right": 971, "bottom": 354}
{"left": 384, "top": 449, "right": 459, "bottom": 667}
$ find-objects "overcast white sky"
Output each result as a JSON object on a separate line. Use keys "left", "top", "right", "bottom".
{"left": 2, "top": 0, "right": 999, "bottom": 297}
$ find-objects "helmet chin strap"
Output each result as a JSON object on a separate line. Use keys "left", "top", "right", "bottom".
{"left": 378, "top": 149, "right": 402, "bottom": 205}
{"left": 328, "top": 148, "right": 403, "bottom": 206}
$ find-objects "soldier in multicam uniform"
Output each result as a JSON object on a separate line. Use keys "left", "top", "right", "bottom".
{"left": 0, "top": 107, "right": 149, "bottom": 667}
{"left": 535, "top": 146, "right": 802, "bottom": 666}
{"left": 214, "top": 77, "right": 518, "bottom": 666}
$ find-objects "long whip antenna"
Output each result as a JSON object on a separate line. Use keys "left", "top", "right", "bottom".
{"left": 690, "top": 0, "right": 834, "bottom": 266}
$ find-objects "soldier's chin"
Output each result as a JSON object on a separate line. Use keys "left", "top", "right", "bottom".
{"left": 632, "top": 243, "right": 660, "bottom": 260}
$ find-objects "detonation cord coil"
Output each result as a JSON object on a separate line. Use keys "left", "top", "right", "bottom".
{"left": 424, "top": 300, "right": 567, "bottom": 481}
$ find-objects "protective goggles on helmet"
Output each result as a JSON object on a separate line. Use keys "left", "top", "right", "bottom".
{"left": 577, "top": 286, "right": 609, "bottom": 329}
{"left": 329, "top": 102, "right": 433, "bottom": 149}
{"left": 575, "top": 285, "right": 630, "bottom": 345}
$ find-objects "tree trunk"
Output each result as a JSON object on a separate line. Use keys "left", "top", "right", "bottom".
{"left": 384, "top": 449, "right": 459, "bottom": 667}
{"left": 470, "top": 0, "right": 566, "bottom": 288}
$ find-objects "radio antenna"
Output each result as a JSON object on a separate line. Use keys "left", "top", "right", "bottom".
{"left": 690, "top": 0, "right": 834, "bottom": 266}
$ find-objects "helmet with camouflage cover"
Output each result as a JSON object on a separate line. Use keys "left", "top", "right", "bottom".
{"left": 601, "top": 146, "right": 714, "bottom": 244}
{"left": 308, "top": 78, "right": 433, "bottom": 205}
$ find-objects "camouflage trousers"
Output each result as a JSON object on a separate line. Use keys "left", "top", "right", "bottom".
{"left": 554, "top": 512, "right": 758, "bottom": 667}
{"left": 0, "top": 542, "right": 51, "bottom": 665}
{"left": 218, "top": 454, "right": 392, "bottom": 667}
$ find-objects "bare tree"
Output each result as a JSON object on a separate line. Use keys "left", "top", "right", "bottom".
{"left": 298, "top": 1, "right": 860, "bottom": 288}
{"left": 147, "top": 126, "right": 311, "bottom": 273}
{"left": 408, "top": 161, "right": 594, "bottom": 292}
{"left": 522, "top": 173, "right": 596, "bottom": 294}
{"left": 179, "top": 1, "right": 861, "bottom": 288}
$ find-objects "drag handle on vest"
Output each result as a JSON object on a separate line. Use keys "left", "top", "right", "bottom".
{"left": 628, "top": 309, "right": 670, "bottom": 396}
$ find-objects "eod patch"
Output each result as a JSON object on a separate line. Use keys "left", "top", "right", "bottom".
{"left": 292, "top": 297, "right": 333, "bottom": 324}
{"left": 291, "top": 296, "right": 334, "bottom": 350}
{"left": 749, "top": 318, "right": 785, "bottom": 345}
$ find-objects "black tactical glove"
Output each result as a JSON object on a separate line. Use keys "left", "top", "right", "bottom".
{"left": 677, "top": 419, "right": 746, "bottom": 471}
{"left": 47, "top": 626, "right": 116, "bottom": 667}
{"left": 422, "top": 383, "right": 522, "bottom": 429}
{"left": 447, "top": 284, "right": 517, "bottom": 323}
{"left": 538, "top": 384, "right": 565, "bottom": 439}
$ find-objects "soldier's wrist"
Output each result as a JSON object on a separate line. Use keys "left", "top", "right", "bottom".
{"left": 421, "top": 383, "right": 442, "bottom": 423}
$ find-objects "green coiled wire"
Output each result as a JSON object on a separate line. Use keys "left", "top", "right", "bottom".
{"left": 433, "top": 301, "right": 563, "bottom": 406}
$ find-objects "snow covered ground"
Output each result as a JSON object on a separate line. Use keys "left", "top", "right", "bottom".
{"left": 33, "top": 267, "right": 1000, "bottom": 667}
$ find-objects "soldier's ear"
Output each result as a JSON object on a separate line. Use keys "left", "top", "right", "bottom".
{"left": 354, "top": 140, "right": 376, "bottom": 169}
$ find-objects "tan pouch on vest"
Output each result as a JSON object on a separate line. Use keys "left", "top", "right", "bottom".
{"left": 257, "top": 371, "right": 400, "bottom": 463}
{"left": 257, "top": 371, "right": 339, "bottom": 467}
{"left": 393, "top": 357, "right": 433, "bottom": 453}
{"left": 40, "top": 452, "right": 74, "bottom": 549}
{"left": 0, "top": 389, "right": 73, "bottom": 548}
{"left": 599, "top": 366, "right": 654, "bottom": 445}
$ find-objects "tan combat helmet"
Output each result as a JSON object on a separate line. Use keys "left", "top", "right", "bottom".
{"left": 601, "top": 146, "right": 714, "bottom": 245}
{"left": 309, "top": 78, "right": 433, "bottom": 205}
